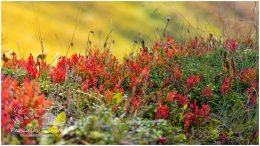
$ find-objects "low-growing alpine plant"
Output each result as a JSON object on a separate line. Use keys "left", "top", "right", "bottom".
{"left": 1, "top": 36, "right": 259, "bottom": 145}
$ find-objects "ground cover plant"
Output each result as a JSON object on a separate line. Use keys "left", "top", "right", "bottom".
{"left": 1, "top": 1, "right": 259, "bottom": 145}
{"left": 1, "top": 31, "right": 259, "bottom": 144}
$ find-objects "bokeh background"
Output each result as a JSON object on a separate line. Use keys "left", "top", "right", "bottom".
{"left": 2, "top": 1, "right": 259, "bottom": 62}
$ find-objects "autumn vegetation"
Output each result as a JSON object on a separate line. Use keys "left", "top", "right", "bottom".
{"left": 1, "top": 29, "right": 259, "bottom": 144}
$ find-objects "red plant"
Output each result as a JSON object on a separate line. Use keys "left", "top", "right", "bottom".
{"left": 128, "top": 64, "right": 150, "bottom": 94}
{"left": 187, "top": 75, "right": 201, "bottom": 91}
{"left": 131, "top": 96, "right": 142, "bottom": 111}
{"left": 166, "top": 37, "right": 175, "bottom": 46}
{"left": 224, "top": 38, "right": 238, "bottom": 53}
{"left": 220, "top": 77, "right": 231, "bottom": 94}
{"left": 241, "top": 68, "right": 257, "bottom": 85}
{"left": 2, "top": 52, "right": 24, "bottom": 69}
{"left": 82, "top": 79, "right": 91, "bottom": 92}
{"left": 201, "top": 86, "right": 213, "bottom": 98}
{"left": 25, "top": 54, "right": 39, "bottom": 79}
{"left": 161, "top": 77, "right": 170, "bottom": 88}
{"left": 49, "top": 56, "right": 68, "bottom": 83}
{"left": 159, "top": 137, "right": 167, "bottom": 144}
{"left": 246, "top": 80, "right": 258, "bottom": 106}
{"left": 184, "top": 112, "right": 193, "bottom": 133}
{"left": 1, "top": 77, "right": 51, "bottom": 133}
{"left": 184, "top": 100, "right": 211, "bottom": 132}
{"left": 166, "top": 92, "right": 188, "bottom": 107}
{"left": 166, "top": 91, "right": 177, "bottom": 102}
{"left": 200, "top": 104, "right": 210, "bottom": 119}
{"left": 173, "top": 65, "right": 182, "bottom": 81}
{"left": 155, "top": 103, "right": 170, "bottom": 119}
{"left": 179, "top": 95, "right": 188, "bottom": 107}
{"left": 69, "top": 53, "right": 82, "bottom": 66}
{"left": 152, "top": 42, "right": 162, "bottom": 51}
{"left": 189, "top": 100, "right": 199, "bottom": 118}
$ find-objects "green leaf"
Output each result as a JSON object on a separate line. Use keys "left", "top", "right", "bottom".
{"left": 179, "top": 114, "right": 184, "bottom": 122}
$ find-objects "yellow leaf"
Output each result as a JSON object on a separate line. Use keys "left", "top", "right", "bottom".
{"left": 183, "top": 104, "right": 187, "bottom": 110}
{"left": 53, "top": 111, "right": 66, "bottom": 127}
{"left": 47, "top": 112, "right": 66, "bottom": 134}
{"left": 113, "top": 92, "right": 122, "bottom": 104}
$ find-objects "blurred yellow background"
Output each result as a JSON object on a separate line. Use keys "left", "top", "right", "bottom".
{"left": 2, "top": 1, "right": 258, "bottom": 62}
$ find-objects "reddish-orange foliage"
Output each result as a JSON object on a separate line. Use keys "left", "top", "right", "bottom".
{"left": 201, "top": 86, "right": 213, "bottom": 98}
{"left": 1, "top": 37, "right": 218, "bottom": 136}
{"left": 187, "top": 75, "right": 201, "bottom": 92}
{"left": 221, "top": 77, "right": 231, "bottom": 94}
{"left": 25, "top": 54, "right": 39, "bottom": 79}
{"left": 241, "top": 68, "right": 257, "bottom": 85}
{"left": 184, "top": 100, "right": 210, "bottom": 133}
{"left": 246, "top": 80, "right": 258, "bottom": 106}
{"left": 155, "top": 104, "right": 170, "bottom": 119}
{"left": 1, "top": 77, "right": 51, "bottom": 133}
{"left": 224, "top": 38, "right": 238, "bottom": 53}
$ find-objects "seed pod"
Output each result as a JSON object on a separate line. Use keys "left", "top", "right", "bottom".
{"left": 225, "top": 60, "right": 230, "bottom": 76}
{"left": 10, "top": 51, "right": 16, "bottom": 58}
{"left": 2, "top": 53, "right": 9, "bottom": 63}
{"left": 223, "top": 51, "right": 227, "bottom": 62}
{"left": 141, "top": 39, "right": 145, "bottom": 49}
{"left": 231, "top": 57, "right": 238, "bottom": 81}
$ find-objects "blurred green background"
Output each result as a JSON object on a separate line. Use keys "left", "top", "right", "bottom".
{"left": 2, "top": 1, "right": 258, "bottom": 62}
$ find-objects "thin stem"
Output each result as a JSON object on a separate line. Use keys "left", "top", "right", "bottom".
{"left": 65, "top": 6, "right": 82, "bottom": 58}
{"left": 103, "top": 29, "right": 114, "bottom": 49}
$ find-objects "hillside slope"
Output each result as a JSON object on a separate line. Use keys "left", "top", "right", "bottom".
{"left": 2, "top": 1, "right": 258, "bottom": 62}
